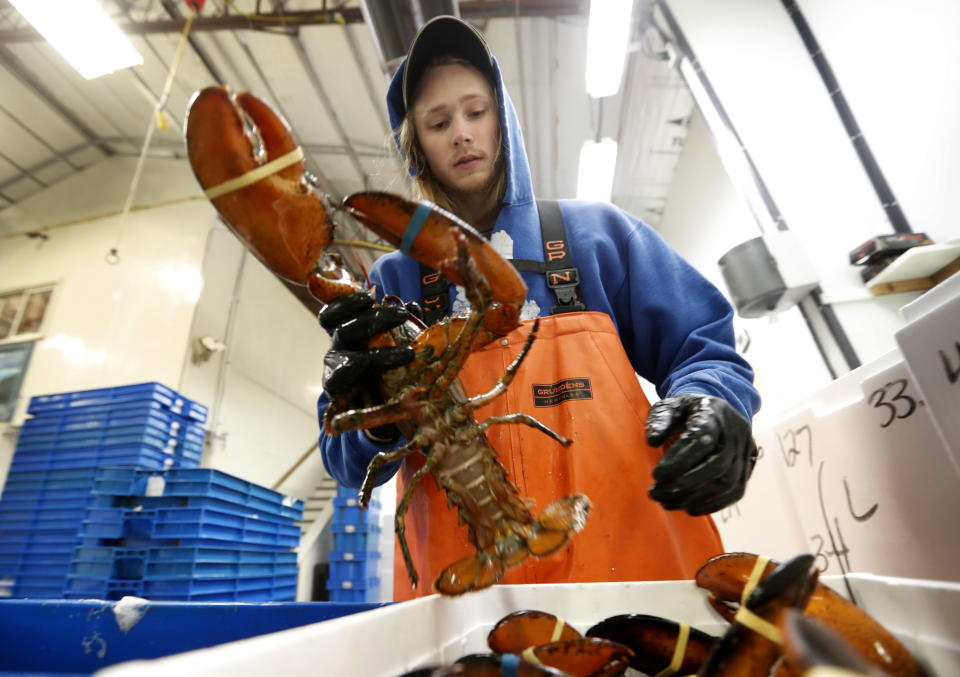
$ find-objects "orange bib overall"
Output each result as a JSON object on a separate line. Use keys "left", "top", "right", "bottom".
{"left": 393, "top": 312, "right": 723, "bottom": 600}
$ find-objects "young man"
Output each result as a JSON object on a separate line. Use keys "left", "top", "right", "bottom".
{"left": 319, "top": 16, "right": 760, "bottom": 600}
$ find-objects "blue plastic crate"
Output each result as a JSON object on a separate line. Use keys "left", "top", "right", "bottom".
{"left": 144, "top": 573, "right": 297, "bottom": 597}
{"left": 79, "top": 507, "right": 300, "bottom": 548}
{"left": 326, "top": 576, "right": 380, "bottom": 602}
{"left": 26, "top": 382, "right": 207, "bottom": 422}
{"left": 27, "top": 382, "right": 209, "bottom": 422}
{"left": 1, "top": 467, "right": 100, "bottom": 493}
{"left": 98, "top": 494, "right": 303, "bottom": 523}
{"left": 63, "top": 577, "right": 144, "bottom": 600}
{"left": 329, "top": 550, "right": 381, "bottom": 584}
{"left": 92, "top": 467, "right": 303, "bottom": 519}
{"left": 8, "top": 445, "right": 198, "bottom": 473}
{"left": 69, "top": 546, "right": 298, "bottom": 581}
{"left": 0, "top": 510, "right": 84, "bottom": 531}
{"left": 15, "top": 423, "right": 203, "bottom": 457}
{"left": 21, "top": 407, "right": 206, "bottom": 443}
{"left": 336, "top": 484, "right": 362, "bottom": 500}
{"left": 68, "top": 546, "right": 147, "bottom": 580}
{"left": 0, "top": 492, "right": 96, "bottom": 515}
{"left": 332, "top": 522, "right": 381, "bottom": 552}
{"left": 332, "top": 496, "right": 381, "bottom": 526}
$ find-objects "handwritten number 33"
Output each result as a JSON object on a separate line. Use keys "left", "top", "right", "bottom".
{"left": 867, "top": 379, "right": 917, "bottom": 428}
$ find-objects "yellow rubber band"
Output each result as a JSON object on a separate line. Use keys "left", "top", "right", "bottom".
{"left": 550, "top": 616, "right": 566, "bottom": 643}
{"left": 653, "top": 621, "right": 690, "bottom": 677}
{"left": 804, "top": 667, "right": 868, "bottom": 677}
{"left": 734, "top": 606, "right": 783, "bottom": 645}
{"left": 203, "top": 147, "right": 305, "bottom": 200}
{"left": 521, "top": 646, "right": 541, "bottom": 664}
{"left": 741, "top": 554, "right": 771, "bottom": 606}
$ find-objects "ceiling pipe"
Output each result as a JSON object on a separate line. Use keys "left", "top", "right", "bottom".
{"left": 359, "top": 0, "right": 459, "bottom": 75}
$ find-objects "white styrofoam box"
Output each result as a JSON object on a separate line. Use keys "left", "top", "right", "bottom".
{"left": 95, "top": 576, "right": 959, "bottom": 677}
{"left": 746, "top": 348, "right": 960, "bottom": 582}
{"left": 895, "top": 270, "right": 960, "bottom": 473}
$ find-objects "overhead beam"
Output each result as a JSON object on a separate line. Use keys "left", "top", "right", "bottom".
{"left": 0, "top": 1, "right": 587, "bottom": 43}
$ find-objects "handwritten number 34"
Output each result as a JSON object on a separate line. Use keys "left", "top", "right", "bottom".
{"left": 867, "top": 379, "right": 917, "bottom": 428}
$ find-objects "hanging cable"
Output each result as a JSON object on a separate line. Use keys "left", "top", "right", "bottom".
{"left": 107, "top": 7, "right": 197, "bottom": 265}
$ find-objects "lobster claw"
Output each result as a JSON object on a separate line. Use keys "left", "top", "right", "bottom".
{"left": 185, "top": 85, "right": 363, "bottom": 302}
{"left": 342, "top": 192, "right": 527, "bottom": 336}
{"left": 488, "top": 610, "right": 583, "bottom": 655}
{"left": 695, "top": 553, "right": 930, "bottom": 677}
{"left": 585, "top": 614, "right": 715, "bottom": 676}
{"left": 780, "top": 609, "right": 890, "bottom": 677}
{"left": 697, "top": 554, "right": 819, "bottom": 676}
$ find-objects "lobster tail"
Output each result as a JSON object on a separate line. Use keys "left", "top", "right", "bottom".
{"left": 433, "top": 494, "right": 591, "bottom": 596}
{"left": 526, "top": 494, "right": 591, "bottom": 556}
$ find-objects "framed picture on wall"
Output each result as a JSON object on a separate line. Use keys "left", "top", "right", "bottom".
{"left": 0, "top": 342, "right": 34, "bottom": 422}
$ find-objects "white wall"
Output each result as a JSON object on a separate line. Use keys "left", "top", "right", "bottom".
{"left": 0, "top": 156, "right": 330, "bottom": 499}
{"left": 658, "top": 109, "right": 833, "bottom": 421}
{"left": 665, "top": 0, "right": 958, "bottom": 370}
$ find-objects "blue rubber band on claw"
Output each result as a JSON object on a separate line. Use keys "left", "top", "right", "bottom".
{"left": 400, "top": 202, "right": 433, "bottom": 255}
{"left": 501, "top": 653, "right": 520, "bottom": 677}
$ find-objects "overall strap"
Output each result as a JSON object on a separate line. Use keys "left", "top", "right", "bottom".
{"left": 417, "top": 262, "right": 449, "bottom": 325}
{"left": 511, "top": 199, "right": 585, "bottom": 315}
{"left": 418, "top": 199, "right": 584, "bottom": 323}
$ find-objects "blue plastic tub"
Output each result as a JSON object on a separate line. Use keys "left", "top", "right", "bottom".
{"left": 92, "top": 467, "right": 303, "bottom": 519}
{"left": 0, "top": 598, "right": 388, "bottom": 674}
{"left": 332, "top": 522, "right": 381, "bottom": 552}
{"left": 331, "top": 496, "right": 381, "bottom": 525}
{"left": 326, "top": 575, "right": 380, "bottom": 602}
{"left": 27, "top": 382, "right": 209, "bottom": 422}
{"left": 329, "top": 550, "right": 381, "bottom": 584}
{"left": 20, "top": 408, "right": 205, "bottom": 442}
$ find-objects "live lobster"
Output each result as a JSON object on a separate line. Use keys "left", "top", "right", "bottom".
{"left": 183, "top": 85, "right": 590, "bottom": 595}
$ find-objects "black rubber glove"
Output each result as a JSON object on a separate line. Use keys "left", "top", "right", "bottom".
{"left": 320, "top": 293, "right": 415, "bottom": 442}
{"left": 646, "top": 394, "right": 758, "bottom": 516}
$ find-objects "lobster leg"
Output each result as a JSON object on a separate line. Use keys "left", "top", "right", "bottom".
{"left": 357, "top": 440, "right": 421, "bottom": 509}
{"left": 395, "top": 453, "right": 440, "bottom": 590}
{"left": 328, "top": 387, "right": 427, "bottom": 436}
{"left": 427, "top": 233, "right": 497, "bottom": 398}
{"left": 465, "top": 319, "right": 539, "bottom": 410}
{"left": 478, "top": 414, "right": 571, "bottom": 447}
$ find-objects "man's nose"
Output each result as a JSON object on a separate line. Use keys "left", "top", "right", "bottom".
{"left": 452, "top": 118, "right": 472, "bottom": 145}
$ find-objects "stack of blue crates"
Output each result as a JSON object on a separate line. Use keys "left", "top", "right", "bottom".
{"left": 327, "top": 485, "right": 381, "bottom": 602}
{"left": 65, "top": 466, "right": 304, "bottom": 601}
{"left": 0, "top": 382, "right": 208, "bottom": 599}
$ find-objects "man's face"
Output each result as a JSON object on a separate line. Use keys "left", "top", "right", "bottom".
{"left": 411, "top": 63, "right": 499, "bottom": 199}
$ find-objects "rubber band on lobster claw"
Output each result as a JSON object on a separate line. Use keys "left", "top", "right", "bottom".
{"left": 695, "top": 552, "right": 931, "bottom": 677}
{"left": 184, "top": 85, "right": 591, "bottom": 597}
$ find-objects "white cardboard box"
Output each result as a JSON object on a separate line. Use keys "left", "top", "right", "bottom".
{"left": 97, "top": 576, "right": 959, "bottom": 677}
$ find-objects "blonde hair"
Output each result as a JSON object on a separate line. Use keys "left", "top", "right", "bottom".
{"left": 395, "top": 57, "right": 507, "bottom": 217}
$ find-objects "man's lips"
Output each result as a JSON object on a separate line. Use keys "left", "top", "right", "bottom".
{"left": 454, "top": 155, "right": 482, "bottom": 168}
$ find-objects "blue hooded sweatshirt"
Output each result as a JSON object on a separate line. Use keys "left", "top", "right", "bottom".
{"left": 319, "top": 53, "right": 761, "bottom": 488}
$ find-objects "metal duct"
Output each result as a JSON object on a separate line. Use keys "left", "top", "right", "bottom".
{"left": 360, "top": 0, "right": 460, "bottom": 74}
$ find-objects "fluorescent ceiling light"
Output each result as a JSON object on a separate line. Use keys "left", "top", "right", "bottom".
{"left": 585, "top": 0, "right": 633, "bottom": 98}
{"left": 577, "top": 138, "right": 618, "bottom": 202}
{"left": 10, "top": 0, "right": 143, "bottom": 79}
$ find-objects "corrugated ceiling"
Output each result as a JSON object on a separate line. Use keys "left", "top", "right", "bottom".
{"left": 0, "top": 0, "right": 693, "bottom": 232}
